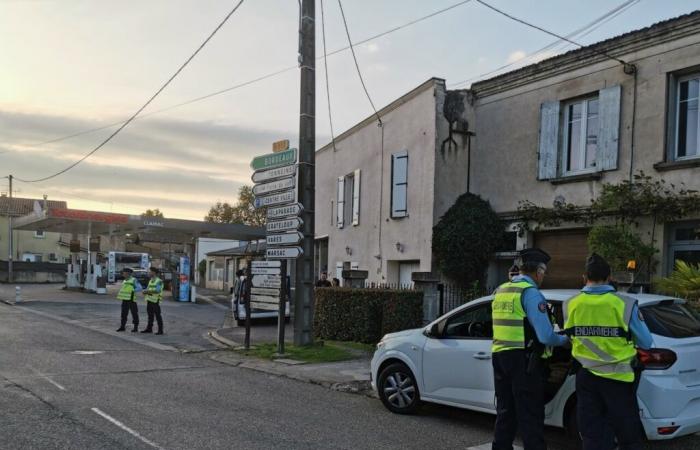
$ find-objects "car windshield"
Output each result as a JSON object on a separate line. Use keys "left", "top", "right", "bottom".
{"left": 641, "top": 300, "right": 700, "bottom": 338}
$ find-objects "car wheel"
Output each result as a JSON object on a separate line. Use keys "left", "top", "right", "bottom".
{"left": 378, "top": 362, "right": 421, "bottom": 414}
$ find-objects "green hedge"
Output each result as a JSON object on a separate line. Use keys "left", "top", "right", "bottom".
{"left": 314, "top": 288, "right": 423, "bottom": 344}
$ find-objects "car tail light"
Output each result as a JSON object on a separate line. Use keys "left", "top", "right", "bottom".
{"left": 637, "top": 348, "right": 677, "bottom": 370}
{"left": 657, "top": 425, "right": 680, "bottom": 435}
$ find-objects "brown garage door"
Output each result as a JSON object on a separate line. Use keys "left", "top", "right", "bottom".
{"left": 534, "top": 229, "right": 589, "bottom": 289}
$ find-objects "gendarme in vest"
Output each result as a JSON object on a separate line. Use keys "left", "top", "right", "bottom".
{"left": 117, "top": 278, "right": 136, "bottom": 301}
{"left": 491, "top": 280, "right": 532, "bottom": 353}
{"left": 564, "top": 291, "right": 637, "bottom": 382}
{"left": 145, "top": 277, "right": 163, "bottom": 303}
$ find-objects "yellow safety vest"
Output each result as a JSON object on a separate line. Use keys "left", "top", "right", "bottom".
{"left": 491, "top": 281, "right": 531, "bottom": 353}
{"left": 564, "top": 291, "right": 637, "bottom": 382}
{"left": 145, "top": 277, "right": 163, "bottom": 303}
{"left": 117, "top": 278, "right": 136, "bottom": 301}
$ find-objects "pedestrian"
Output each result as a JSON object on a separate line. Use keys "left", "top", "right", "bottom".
{"left": 491, "top": 248, "right": 568, "bottom": 450}
{"left": 563, "top": 253, "right": 653, "bottom": 450}
{"left": 141, "top": 267, "right": 164, "bottom": 335}
{"left": 116, "top": 268, "right": 141, "bottom": 332}
{"left": 315, "top": 270, "right": 332, "bottom": 287}
{"left": 331, "top": 277, "right": 340, "bottom": 287}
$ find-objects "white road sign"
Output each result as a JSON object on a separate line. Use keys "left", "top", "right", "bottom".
{"left": 251, "top": 294, "right": 279, "bottom": 304}
{"left": 266, "top": 217, "right": 303, "bottom": 233}
{"left": 251, "top": 275, "right": 282, "bottom": 288}
{"left": 267, "top": 247, "right": 304, "bottom": 259}
{"left": 251, "top": 287, "right": 280, "bottom": 296}
{"left": 267, "top": 203, "right": 303, "bottom": 220}
{"left": 252, "top": 260, "right": 281, "bottom": 268}
{"left": 266, "top": 232, "right": 303, "bottom": 246}
{"left": 251, "top": 267, "right": 281, "bottom": 275}
{"left": 252, "top": 164, "right": 296, "bottom": 184}
{"left": 252, "top": 177, "right": 295, "bottom": 196}
{"left": 254, "top": 191, "right": 295, "bottom": 209}
{"left": 250, "top": 302, "right": 280, "bottom": 311}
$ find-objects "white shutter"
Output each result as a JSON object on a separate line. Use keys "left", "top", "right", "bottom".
{"left": 336, "top": 176, "right": 345, "bottom": 229}
{"left": 391, "top": 151, "right": 408, "bottom": 218}
{"left": 597, "top": 85, "right": 621, "bottom": 171}
{"left": 538, "top": 101, "right": 560, "bottom": 180}
{"left": 352, "top": 169, "right": 360, "bottom": 226}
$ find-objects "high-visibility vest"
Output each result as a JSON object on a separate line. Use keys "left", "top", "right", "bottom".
{"left": 564, "top": 291, "right": 637, "bottom": 382}
{"left": 117, "top": 277, "right": 136, "bottom": 301}
{"left": 491, "top": 281, "right": 531, "bottom": 353}
{"left": 145, "top": 277, "right": 163, "bottom": 303}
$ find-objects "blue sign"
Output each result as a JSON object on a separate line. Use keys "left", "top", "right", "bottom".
{"left": 178, "top": 255, "right": 190, "bottom": 302}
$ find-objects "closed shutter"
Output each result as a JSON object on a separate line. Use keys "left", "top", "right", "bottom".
{"left": 597, "top": 85, "right": 621, "bottom": 171}
{"left": 538, "top": 101, "right": 560, "bottom": 180}
{"left": 352, "top": 169, "right": 361, "bottom": 226}
{"left": 336, "top": 176, "right": 345, "bottom": 229}
{"left": 534, "top": 229, "right": 590, "bottom": 289}
{"left": 391, "top": 151, "right": 408, "bottom": 218}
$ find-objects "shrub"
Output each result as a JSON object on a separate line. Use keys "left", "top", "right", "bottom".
{"left": 587, "top": 224, "right": 657, "bottom": 273}
{"left": 314, "top": 288, "right": 423, "bottom": 344}
{"left": 655, "top": 261, "right": 700, "bottom": 302}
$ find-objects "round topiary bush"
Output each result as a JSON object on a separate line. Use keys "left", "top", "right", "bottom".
{"left": 432, "top": 193, "right": 504, "bottom": 287}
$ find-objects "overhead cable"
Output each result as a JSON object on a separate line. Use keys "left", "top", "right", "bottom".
{"left": 320, "top": 0, "right": 337, "bottom": 151}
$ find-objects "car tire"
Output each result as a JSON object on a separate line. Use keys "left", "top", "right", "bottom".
{"left": 378, "top": 362, "right": 421, "bottom": 414}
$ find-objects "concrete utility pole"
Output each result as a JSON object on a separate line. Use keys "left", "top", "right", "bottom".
{"left": 7, "top": 174, "right": 13, "bottom": 283}
{"left": 294, "top": 0, "right": 315, "bottom": 346}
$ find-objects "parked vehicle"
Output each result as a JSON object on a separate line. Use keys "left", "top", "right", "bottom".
{"left": 371, "top": 290, "right": 700, "bottom": 441}
{"left": 232, "top": 275, "right": 291, "bottom": 326}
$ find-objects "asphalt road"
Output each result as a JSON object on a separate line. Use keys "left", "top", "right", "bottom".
{"left": 1, "top": 288, "right": 700, "bottom": 449}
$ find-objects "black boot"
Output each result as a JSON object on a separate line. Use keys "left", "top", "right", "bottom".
{"left": 131, "top": 326, "right": 139, "bottom": 332}
{"left": 116, "top": 326, "right": 125, "bottom": 332}
{"left": 156, "top": 330, "right": 164, "bottom": 335}
{"left": 140, "top": 328, "right": 152, "bottom": 334}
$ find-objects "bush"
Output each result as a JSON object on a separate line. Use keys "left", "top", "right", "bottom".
{"left": 314, "top": 288, "right": 423, "bottom": 344}
{"left": 655, "top": 261, "right": 700, "bottom": 302}
{"left": 587, "top": 224, "right": 656, "bottom": 273}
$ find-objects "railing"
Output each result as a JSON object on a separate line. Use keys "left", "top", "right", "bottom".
{"left": 438, "top": 283, "right": 492, "bottom": 315}
{"left": 362, "top": 282, "right": 417, "bottom": 290}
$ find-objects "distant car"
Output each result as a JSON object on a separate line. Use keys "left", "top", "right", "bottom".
{"left": 130, "top": 269, "right": 150, "bottom": 291}
{"left": 232, "top": 276, "right": 291, "bottom": 326}
{"left": 371, "top": 290, "right": 700, "bottom": 441}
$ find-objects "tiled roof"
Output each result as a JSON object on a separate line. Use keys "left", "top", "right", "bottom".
{"left": 0, "top": 196, "right": 67, "bottom": 217}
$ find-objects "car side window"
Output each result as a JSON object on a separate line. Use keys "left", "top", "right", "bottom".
{"left": 443, "top": 302, "right": 493, "bottom": 339}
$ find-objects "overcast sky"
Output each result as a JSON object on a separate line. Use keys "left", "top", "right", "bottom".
{"left": 1, "top": 0, "right": 697, "bottom": 219}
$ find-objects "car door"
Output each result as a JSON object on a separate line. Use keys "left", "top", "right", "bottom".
{"left": 421, "top": 301, "right": 495, "bottom": 411}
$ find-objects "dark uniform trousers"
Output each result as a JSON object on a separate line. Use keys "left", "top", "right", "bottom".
{"left": 576, "top": 368, "right": 644, "bottom": 450}
{"left": 120, "top": 301, "right": 139, "bottom": 327}
{"left": 492, "top": 350, "right": 546, "bottom": 450}
{"left": 146, "top": 302, "right": 163, "bottom": 332}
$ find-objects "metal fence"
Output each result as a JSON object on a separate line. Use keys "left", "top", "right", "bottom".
{"left": 362, "top": 282, "right": 416, "bottom": 290}
{"left": 438, "top": 283, "right": 491, "bottom": 315}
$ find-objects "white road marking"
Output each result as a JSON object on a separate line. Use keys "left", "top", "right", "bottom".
{"left": 72, "top": 350, "right": 105, "bottom": 355}
{"left": 91, "top": 408, "right": 164, "bottom": 449}
{"left": 30, "top": 368, "right": 66, "bottom": 391}
{"left": 466, "top": 444, "right": 522, "bottom": 450}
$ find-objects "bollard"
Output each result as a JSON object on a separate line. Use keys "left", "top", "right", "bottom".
{"left": 190, "top": 285, "right": 197, "bottom": 303}
{"left": 15, "top": 286, "right": 21, "bottom": 304}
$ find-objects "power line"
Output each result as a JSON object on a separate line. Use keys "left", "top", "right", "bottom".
{"left": 26, "top": 0, "right": 475, "bottom": 150}
{"left": 450, "top": 0, "right": 639, "bottom": 87}
{"left": 16, "top": 0, "right": 247, "bottom": 183}
{"left": 320, "top": 0, "right": 337, "bottom": 151}
{"left": 475, "top": 0, "right": 630, "bottom": 67}
{"left": 337, "top": 0, "right": 382, "bottom": 125}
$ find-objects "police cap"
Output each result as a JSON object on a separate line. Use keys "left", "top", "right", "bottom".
{"left": 121, "top": 268, "right": 133, "bottom": 274}
{"left": 518, "top": 248, "right": 551, "bottom": 266}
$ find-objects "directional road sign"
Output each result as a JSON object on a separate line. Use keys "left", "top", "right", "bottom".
{"left": 267, "top": 203, "right": 303, "bottom": 220}
{"left": 251, "top": 267, "right": 281, "bottom": 275}
{"left": 250, "top": 148, "right": 297, "bottom": 171}
{"left": 252, "top": 164, "right": 296, "bottom": 184}
{"left": 251, "top": 274, "right": 282, "bottom": 288}
{"left": 254, "top": 191, "right": 295, "bottom": 209}
{"left": 252, "top": 177, "right": 295, "bottom": 196}
{"left": 266, "top": 232, "right": 303, "bottom": 246}
{"left": 266, "top": 217, "right": 303, "bottom": 233}
{"left": 250, "top": 302, "right": 280, "bottom": 311}
{"left": 251, "top": 260, "right": 281, "bottom": 268}
{"left": 251, "top": 287, "right": 280, "bottom": 296}
{"left": 267, "top": 247, "right": 304, "bottom": 259}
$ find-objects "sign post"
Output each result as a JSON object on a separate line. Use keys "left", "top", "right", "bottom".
{"left": 277, "top": 260, "right": 287, "bottom": 355}
{"left": 244, "top": 258, "right": 252, "bottom": 350}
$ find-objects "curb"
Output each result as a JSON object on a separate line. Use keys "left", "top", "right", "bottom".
{"left": 209, "top": 329, "right": 244, "bottom": 348}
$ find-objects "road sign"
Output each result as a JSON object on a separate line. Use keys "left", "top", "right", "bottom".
{"left": 266, "top": 217, "right": 303, "bottom": 233}
{"left": 252, "top": 177, "right": 295, "bottom": 196}
{"left": 250, "top": 302, "right": 280, "bottom": 311}
{"left": 267, "top": 247, "right": 304, "bottom": 259}
{"left": 254, "top": 191, "right": 295, "bottom": 209}
{"left": 251, "top": 260, "right": 281, "bottom": 268}
{"left": 267, "top": 232, "right": 303, "bottom": 246}
{"left": 251, "top": 274, "right": 282, "bottom": 288}
{"left": 252, "top": 164, "right": 296, "bottom": 184}
{"left": 267, "top": 203, "right": 303, "bottom": 220}
{"left": 250, "top": 148, "right": 297, "bottom": 171}
{"left": 251, "top": 267, "right": 281, "bottom": 275}
{"left": 251, "top": 287, "right": 280, "bottom": 296}
{"left": 251, "top": 294, "right": 279, "bottom": 304}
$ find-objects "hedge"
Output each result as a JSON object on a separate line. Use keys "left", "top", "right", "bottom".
{"left": 314, "top": 288, "right": 423, "bottom": 344}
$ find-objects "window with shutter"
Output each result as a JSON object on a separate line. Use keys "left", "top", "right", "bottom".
{"left": 597, "top": 85, "right": 621, "bottom": 171}
{"left": 391, "top": 151, "right": 408, "bottom": 218}
{"left": 337, "top": 176, "right": 345, "bottom": 229}
{"left": 673, "top": 74, "right": 700, "bottom": 161}
{"left": 538, "top": 101, "right": 560, "bottom": 180}
{"left": 352, "top": 169, "right": 361, "bottom": 226}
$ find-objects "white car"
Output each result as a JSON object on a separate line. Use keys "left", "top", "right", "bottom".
{"left": 371, "top": 290, "right": 700, "bottom": 441}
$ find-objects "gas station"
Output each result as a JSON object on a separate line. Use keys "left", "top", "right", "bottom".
{"left": 11, "top": 206, "right": 265, "bottom": 296}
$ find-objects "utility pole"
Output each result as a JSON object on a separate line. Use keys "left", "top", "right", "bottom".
{"left": 7, "top": 174, "right": 13, "bottom": 283}
{"left": 294, "top": 0, "right": 315, "bottom": 346}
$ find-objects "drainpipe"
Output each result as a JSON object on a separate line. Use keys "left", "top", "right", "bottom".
{"left": 625, "top": 63, "right": 638, "bottom": 183}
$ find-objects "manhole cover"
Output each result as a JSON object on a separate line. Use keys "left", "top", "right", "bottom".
{"left": 71, "top": 351, "right": 104, "bottom": 355}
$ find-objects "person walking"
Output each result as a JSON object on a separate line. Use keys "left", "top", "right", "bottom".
{"left": 141, "top": 267, "right": 164, "bottom": 335}
{"left": 315, "top": 270, "right": 332, "bottom": 287}
{"left": 116, "top": 268, "right": 141, "bottom": 332}
{"left": 491, "top": 248, "right": 568, "bottom": 450}
{"left": 564, "top": 254, "right": 653, "bottom": 450}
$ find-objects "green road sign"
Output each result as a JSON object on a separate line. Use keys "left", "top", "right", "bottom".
{"left": 250, "top": 148, "right": 297, "bottom": 171}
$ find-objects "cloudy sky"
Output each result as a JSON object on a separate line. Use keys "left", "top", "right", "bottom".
{"left": 1, "top": 0, "right": 697, "bottom": 219}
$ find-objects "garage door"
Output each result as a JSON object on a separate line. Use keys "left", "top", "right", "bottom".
{"left": 534, "top": 229, "right": 589, "bottom": 289}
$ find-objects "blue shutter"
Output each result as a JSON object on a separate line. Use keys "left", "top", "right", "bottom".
{"left": 391, "top": 151, "right": 408, "bottom": 218}
{"left": 597, "top": 85, "right": 621, "bottom": 171}
{"left": 538, "top": 101, "right": 560, "bottom": 180}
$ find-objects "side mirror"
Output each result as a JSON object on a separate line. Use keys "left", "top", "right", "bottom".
{"left": 426, "top": 323, "right": 441, "bottom": 338}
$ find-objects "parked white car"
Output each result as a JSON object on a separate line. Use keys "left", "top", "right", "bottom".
{"left": 371, "top": 290, "right": 700, "bottom": 440}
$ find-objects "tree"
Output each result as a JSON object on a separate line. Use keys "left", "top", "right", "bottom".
{"left": 142, "top": 208, "right": 164, "bottom": 218}
{"left": 433, "top": 193, "right": 505, "bottom": 287}
{"left": 204, "top": 185, "right": 266, "bottom": 227}
{"left": 587, "top": 224, "right": 656, "bottom": 274}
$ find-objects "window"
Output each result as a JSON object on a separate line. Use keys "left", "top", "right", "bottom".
{"left": 49, "top": 253, "right": 57, "bottom": 262}
{"left": 641, "top": 301, "right": 700, "bottom": 338}
{"left": 34, "top": 230, "right": 45, "bottom": 238}
{"left": 336, "top": 169, "right": 361, "bottom": 228}
{"left": 442, "top": 302, "right": 493, "bottom": 339}
{"left": 563, "top": 97, "right": 598, "bottom": 174}
{"left": 675, "top": 75, "right": 700, "bottom": 160}
{"left": 391, "top": 151, "right": 408, "bottom": 218}
{"left": 667, "top": 221, "right": 700, "bottom": 273}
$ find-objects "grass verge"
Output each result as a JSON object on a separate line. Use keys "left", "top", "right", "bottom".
{"left": 240, "top": 341, "right": 356, "bottom": 363}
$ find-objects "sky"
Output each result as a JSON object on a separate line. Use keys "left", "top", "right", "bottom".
{"left": 1, "top": 0, "right": 698, "bottom": 220}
